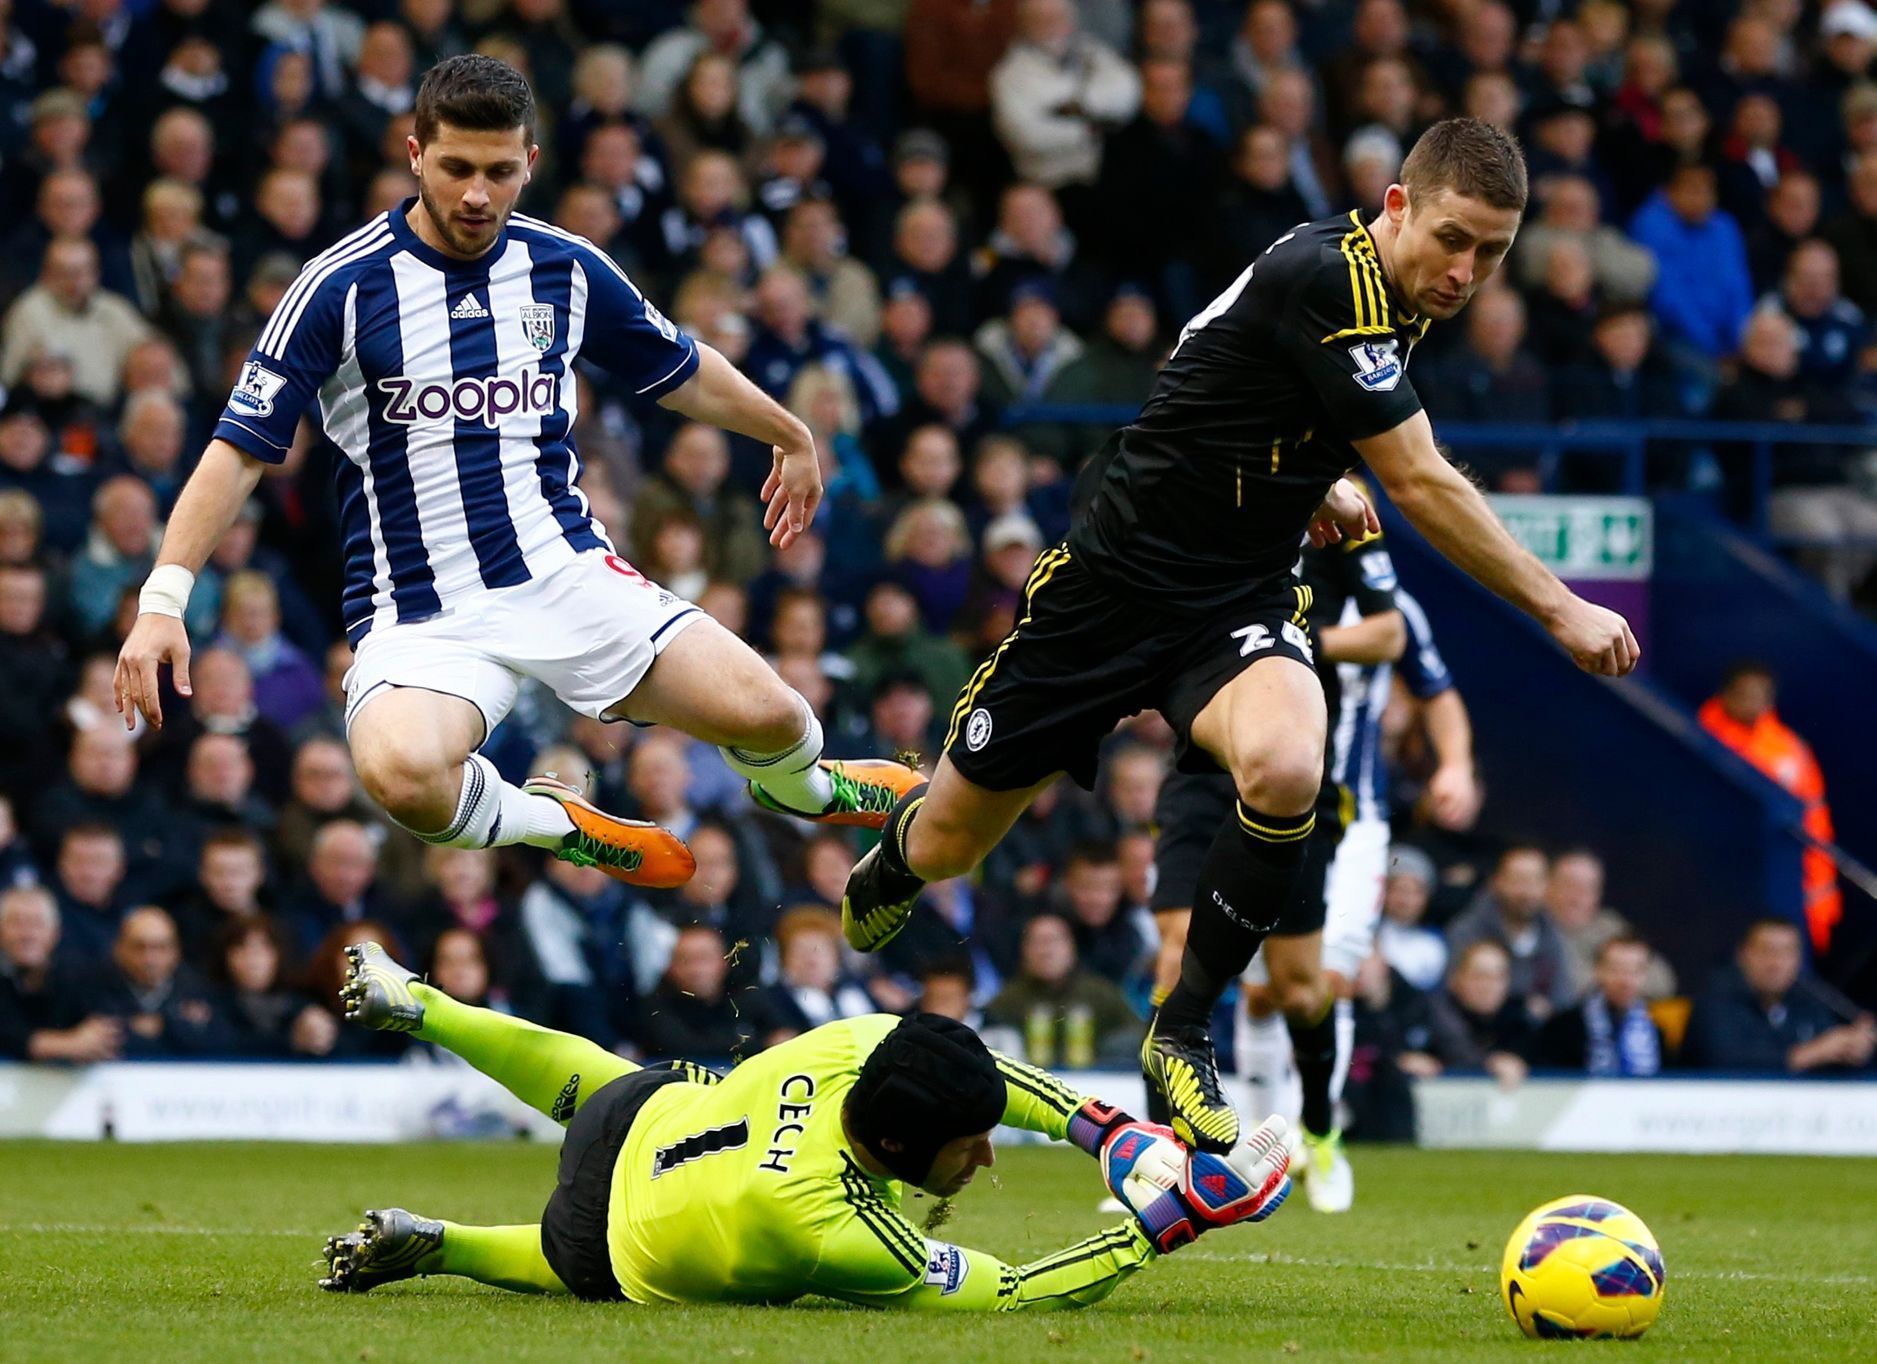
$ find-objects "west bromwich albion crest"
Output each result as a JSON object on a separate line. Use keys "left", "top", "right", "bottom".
{"left": 519, "top": 303, "right": 556, "bottom": 352}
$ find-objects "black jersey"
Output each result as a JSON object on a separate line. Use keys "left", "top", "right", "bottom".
{"left": 1069, "top": 211, "right": 1431, "bottom": 613}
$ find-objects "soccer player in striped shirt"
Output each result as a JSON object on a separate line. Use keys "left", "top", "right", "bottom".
{"left": 115, "top": 56, "right": 918, "bottom": 883}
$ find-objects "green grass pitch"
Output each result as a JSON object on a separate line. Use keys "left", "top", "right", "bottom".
{"left": 2, "top": 1141, "right": 1873, "bottom": 1362}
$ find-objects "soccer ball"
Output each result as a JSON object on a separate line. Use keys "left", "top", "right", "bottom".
{"left": 1500, "top": 1194, "right": 1666, "bottom": 1339}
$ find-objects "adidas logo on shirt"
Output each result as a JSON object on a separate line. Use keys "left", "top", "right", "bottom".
{"left": 449, "top": 294, "right": 490, "bottom": 319}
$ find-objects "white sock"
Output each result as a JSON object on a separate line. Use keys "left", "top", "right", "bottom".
{"left": 407, "top": 754, "right": 573, "bottom": 849}
{"left": 718, "top": 694, "right": 834, "bottom": 814}
{"left": 1329, "top": 997, "right": 1357, "bottom": 1109}
{"left": 1240, "top": 1009, "right": 1295, "bottom": 1124}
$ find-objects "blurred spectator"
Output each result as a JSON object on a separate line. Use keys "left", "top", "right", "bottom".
{"left": 1421, "top": 289, "right": 1551, "bottom": 481}
{"left": 111, "top": 390, "right": 189, "bottom": 517}
{"left": 1521, "top": 238, "right": 1600, "bottom": 370}
{"left": 213, "top": 570, "right": 323, "bottom": 731}
{"left": 636, "top": 0, "right": 791, "bottom": 138}
{"left": 1534, "top": 934, "right": 1664, "bottom": 1076}
{"left": 177, "top": 731, "right": 275, "bottom": 851}
{"left": 1749, "top": 169, "right": 1821, "bottom": 294}
{"left": 1630, "top": 163, "right": 1754, "bottom": 366}
{"left": 126, "top": 177, "right": 206, "bottom": 318}
{"left": 657, "top": 150, "right": 777, "bottom": 280}
{"left": 427, "top": 924, "right": 520, "bottom": 1018}
{"left": 46, "top": 824, "right": 126, "bottom": 967}
{"left": 1341, "top": 126, "right": 1402, "bottom": 216}
{"left": 67, "top": 477, "right": 159, "bottom": 643}
{"left": 973, "top": 182, "right": 1102, "bottom": 330}
{"left": 864, "top": 672, "right": 939, "bottom": 768}
{"left": 272, "top": 735, "right": 423, "bottom": 899}
{"left": 85, "top": 905, "right": 230, "bottom": 1058}
{"left": 252, "top": 1, "right": 364, "bottom": 104}
{"left": 629, "top": 424, "right": 768, "bottom": 591}
{"left": 781, "top": 195, "right": 880, "bottom": 347}
{"left": 1050, "top": 842, "right": 1150, "bottom": 985}
{"left": 884, "top": 497, "right": 973, "bottom": 633}
{"left": 1514, "top": 176, "right": 1656, "bottom": 306}
{"left": 154, "top": 649, "right": 295, "bottom": 806}
{"left": 1258, "top": 69, "right": 1336, "bottom": 218}
{"left": 1700, "top": 662, "right": 1844, "bottom": 953}
{"left": 882, "top": 198, "right": 974, "bottom": 339}
{"left": 0, "top": 794, "right": 34, "bottom": 890}
{"left": 1, "top": 167, "right": 133, "bottom": 307}
{"left": 1553, "top": 303, "right": 1687, "bottom": 427}
{"left": 974, "top": 280, "right": 1083, "bottom": 408}
{"left": 0, "top": 410, "right": 92, "bottom": 556}
{"left": 1418, "top": 939, "right": 1532, "bottom": 1087}
{"left": 1345, "top": 948, "right": 1437, "bottom": 1140}
{"left": 1710, "top": 312, "right": 1877, "bottom": 600}
{"left": 639, "top": 921, "right": 753, "bottom": 1059}
{"left": 1377, "top": 845, "right": 1446, "bottom": 993}
{"left": 281, "top": 818, "right": 401, "bottom": 957}
{"left": 746, "top": 906, "right": 880, "bottom": 1045}
{"left": 172, "top": 828, "right": 271, "bottom": 965}
{"left": 873, "top": 338, "right": 996, "bottom": 473}
{"left": 210, "top": 913, "right": 333, "bottom": 1058}
{"left": 655, "top": 51, "right": 752, "bottom": 170}
{"left": 1, "top": 236, "right": 150, "bottom": 407}
{"left": 744, "top": 265, "right": 897, "bottom": 428}
{"left": 0, "top": 562, "right": 71, "bottom": 797}
{"left": 518, "top": 851, "right": 635, "bottom": 1047}
{"left": 1544, "top": 849, "right": 1676, "bottom": 1003}
{"left": 956, "top": 511, "right": 1042, "bottom": 652}
{"left": 337, "top": 22, "right": 416, "bottom": 177}
{"left": 1682, "top": 918, "right": 1875, "bottom": 1073}
{"left": 985, "top": 911, "right": 1142, "bottom": 1067}
{"left": 1753, "top": 239, "right": 1869, "bottom": 386}
{"left": 0, "top": 884, "right": 119, "bottom": 1062}
{"left": 989, "top": 0, "right": 1140, "bottom": 198}
{"left": 889, "top": 423, "right": 963, "bottom": 519}
{"left": 847, "top": 579, "right": 971, "bottom": 707}
{"left": 905, "top": 0, "right": 1019, "bottom": 127}
{"left": 1208, "top": 125, "right": 1310, "bottom": 290}
{"left": 409, "top": 846, "right": 544, "bottom": 1013}
{"left": 1444, "top": 846, "right": 1574, "bottom": 1023}
{"left": 915, "top": 955, "right": 983, "bottom": 1028}
{"left": 1823, "top": 152, "right": 1877, "bottom": 317}
{"left": 34, "top": 725, "right": 177, "bottom": 900}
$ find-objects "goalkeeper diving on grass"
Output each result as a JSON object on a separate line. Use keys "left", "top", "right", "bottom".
{"left": 319, "top": 942, "right": 1292, "bottom": 1309}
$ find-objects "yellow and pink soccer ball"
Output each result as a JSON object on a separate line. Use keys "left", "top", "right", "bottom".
{"left": 1500, "top": 1195, "right": 1666, "bottom": 1339}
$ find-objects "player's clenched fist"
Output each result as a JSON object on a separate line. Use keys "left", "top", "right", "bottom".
{"left": 1101, "top": 1116, "right": 1293, "bottom": 1254}
{"left": 1546, "top": 595, "right": 1640, "bottom": 677}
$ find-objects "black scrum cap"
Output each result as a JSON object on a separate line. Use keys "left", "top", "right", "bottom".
{"left": 846, "top": 1013, "right": 1007, "bottom": 1183}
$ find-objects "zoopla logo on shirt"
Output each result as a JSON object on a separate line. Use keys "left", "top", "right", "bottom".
{"left": 376, "top": 367, "right": 561, "bottom": 427}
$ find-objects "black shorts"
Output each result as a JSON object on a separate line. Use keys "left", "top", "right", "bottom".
{"left": 538, "top": 1067, "right": 686, "bottom": 1302}
{"left": 1149, "top": 769, "right": 1345, "bottom": 937}
{"left": 941, "top": 546, "right": 1317, "bottom": 791}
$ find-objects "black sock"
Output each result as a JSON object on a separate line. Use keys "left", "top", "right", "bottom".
{"left": 873, "top": 785, "right": 930, "bottom": 892}
{"left": 1288, "top": 1000, "right": 1337, "bottom": 1137}
{"left": 1157, "top": 802, "right": 1315, "bottom": 1031}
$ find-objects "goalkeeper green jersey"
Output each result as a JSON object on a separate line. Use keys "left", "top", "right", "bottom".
{"left": 606, "top": 1014, "right": 1154, "bottom": 1310}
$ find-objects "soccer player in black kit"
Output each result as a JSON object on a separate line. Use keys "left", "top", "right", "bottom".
{"left": 842, "top": 119, "right": 1639, "bottom": 1153}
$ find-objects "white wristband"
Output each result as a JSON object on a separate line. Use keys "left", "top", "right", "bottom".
{"left": 138, "top": 564, "right": 195, "bottom": 620}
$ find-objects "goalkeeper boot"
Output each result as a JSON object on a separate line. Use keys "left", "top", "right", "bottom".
{"left": 1141, "top": 1017, "right": 1240, "bottom": 1155}
{"left": 524, "top": 774, "right": 695, "bottom": 888}
{"left": 749, "top": 760, "right": 925, "bottom": 829}
{"left": 1297, "top": 1126, "right": 1355, "bottom": 1214}
{"left": 840, "top": 843, "right": 924, "bottom": 952}
{"left": 319, "top": 1208, "right": 443, "bottom": 1293}
{"left": 340, "top": 942, "right": 424, "bottom": 1033}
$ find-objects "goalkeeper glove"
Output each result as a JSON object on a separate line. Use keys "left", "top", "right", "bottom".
{"left": 1104, "top": 1116, "right": 1294, "bottom": 1254}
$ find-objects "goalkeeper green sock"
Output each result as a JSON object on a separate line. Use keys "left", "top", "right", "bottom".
{"left": 420, "top": 1223, "right": 567, "bottom": 1294}
{"left": 412, "top": 982, "right": 638, "bottom": 1123}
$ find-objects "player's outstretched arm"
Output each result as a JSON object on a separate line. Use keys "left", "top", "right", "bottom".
{"left": 817, "top": 1216, "right": 1157, "bottom": 1313}
{"left": 114, "top": 438, "right": 267, "bottom": 729}
{"left": 1354, "top": 412, "right": 1639, "bottom": 676}
{"left": 657, "top": 341, "right": 821, "bottom": 548}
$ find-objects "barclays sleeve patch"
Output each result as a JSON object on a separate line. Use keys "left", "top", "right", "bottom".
{"left": 229, "top": 360, "right": 288, "bottom": 417}
{"left": 924, "top": 1240, "right": 969, "bottom": 1295}
{"left": 1347, "top": 339, "right": 1403, "bottom": 393}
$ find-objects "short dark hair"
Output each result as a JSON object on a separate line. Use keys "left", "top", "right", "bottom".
{"left": 1743, "top": 916, "right": 1801, "bottom": 947}
{"left": 1596, "top": 933, "right": 1651, "bottom": 963}
{"left": 1721, "top": 657, "right": 1775, "bottom": 689}
{"left": 1400, "top": 117, "right": 1529, "bottom": 213}
{"left": 413, "top": 55, "right": 535, "bottom": 147}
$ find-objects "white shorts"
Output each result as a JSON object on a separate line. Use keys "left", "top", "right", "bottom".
{"left": 1320, "top": 817, "right": 1390, "bottom": 978}
{"left": 343, "top": 550, "right": 705, "bottom": 739}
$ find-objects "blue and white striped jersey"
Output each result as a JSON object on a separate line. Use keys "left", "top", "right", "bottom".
{"left": 213, "top": 202, "right": 700, "bottom": 644}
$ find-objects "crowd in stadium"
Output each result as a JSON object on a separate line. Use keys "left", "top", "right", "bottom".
{"left": 0, "top": 0, "right": 1873, "bottom": 1111}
